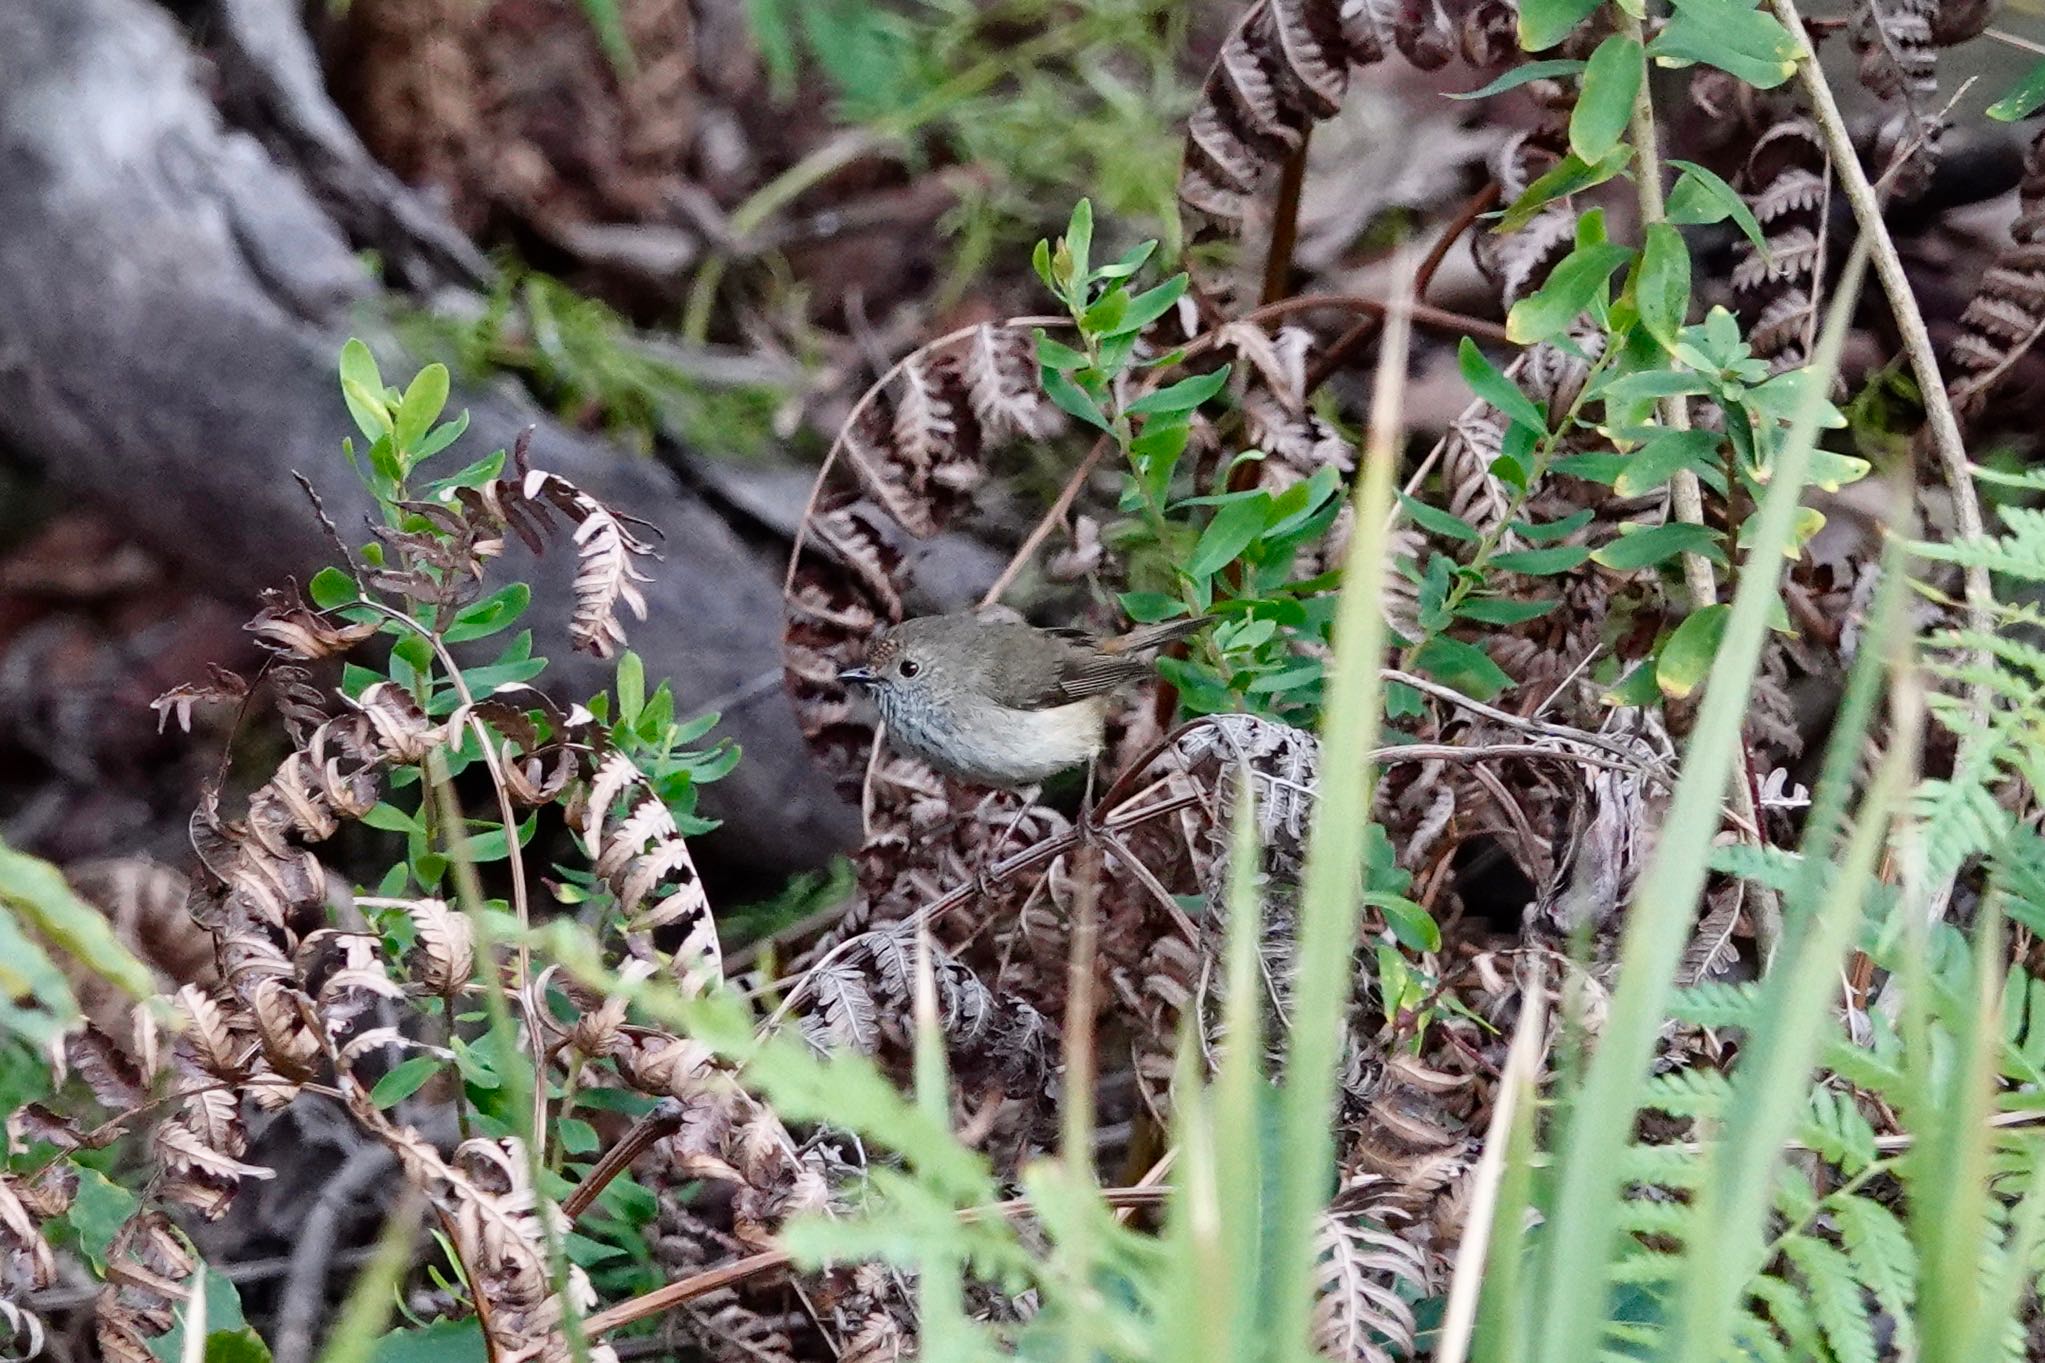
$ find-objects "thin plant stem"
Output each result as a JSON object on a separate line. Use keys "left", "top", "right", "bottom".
{"left": 1269, "top": 250, "right": 1414, "bottom": 1356}
{"left": 1622, "top": 13, "right": 1784, "bottom": 954}
{"left": 1766, "top": 0, "right": 1994, "bottom": 767}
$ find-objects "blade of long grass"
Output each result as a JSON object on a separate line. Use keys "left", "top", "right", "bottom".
{"left": 1215, "top": 766, "right": 1269, "bottom": 1362}
{"left": 1668, "top": 602, "right": 1918, "bottom": 1363}
{"left": 1437, "top": 961, "right": 1549, "bottom": 1363}
{"left": 1531, "top": 236, "right": 1874, "bottom": 1363}
{"left": 1913, "top": 896, "right": 2005, "bottom": 1363}
{"left": 1970, "top": 1147, "right": 2045, "bottom": 1363}
{"left": 1163, "top": 1035, "right": 1239, "bottom": 1363}
{"left": 1269, "top": 256, "right": 1413, "bottom": 1360}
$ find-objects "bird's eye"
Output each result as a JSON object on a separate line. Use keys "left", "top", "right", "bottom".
{"left": 898, "top": 658, "right": 921, "bottom": 679}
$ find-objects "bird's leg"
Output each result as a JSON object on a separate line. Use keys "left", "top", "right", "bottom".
{"left": 975, "top": 784, "right": 1043, "bottom": 901}
{"left": 1078, "top": 761, "right": 1098, "bottom": 840}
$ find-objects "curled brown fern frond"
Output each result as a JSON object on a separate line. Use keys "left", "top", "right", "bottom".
{"left": 150, "top": 665, "right": 249, "bottom": 734}
{"left": 784, "top": 496, "right": 907, "bottom": 792}
{"left": 583, "top": 748, "right": 719, "bottom": 993}
{"left": 796, "top": 923, "right": 1054, "bottom": 1102}
{"left": 1180, "top": 0, "right": 1354, "bottom": 237}
{"left": 246, "top": 583, "right": 380, "bottom": 660}
{"left": 1733, "top": 114, "right": 1830, "bottom": 373}
{"left": 1849, "top": 0, "right": 1943, "bottom": 196}
{"left": 1310, "top": 1192, "right": 1435, "bottom": 1363}
{"left": 1949, "top": 121, "right": 2045, "bottom": 422}
{"left": 839, "top": 324, "right": 1063, "bottom": 538}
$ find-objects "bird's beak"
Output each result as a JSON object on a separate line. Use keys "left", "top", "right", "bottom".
{"left": 837, "top": 666, "right": 877, "bottom": 688}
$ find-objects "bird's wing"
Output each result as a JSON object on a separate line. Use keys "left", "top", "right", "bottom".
{"left": 977, "top": 625, "right": 1148, "bottom": 709}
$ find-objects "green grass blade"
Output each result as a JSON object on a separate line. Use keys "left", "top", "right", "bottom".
{"left": 1531, "top": 236, "right": 1874, "bottom": 1363}
{"left": 1668, "top": 603, "right": 1916, "bottom": 1363}
{"left": 1269, "top": 267, "right": 1413, "bottom": 1359}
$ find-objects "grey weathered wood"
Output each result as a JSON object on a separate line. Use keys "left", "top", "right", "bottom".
{"left": 0, "top": 0, "right": 857, "bottom": 875}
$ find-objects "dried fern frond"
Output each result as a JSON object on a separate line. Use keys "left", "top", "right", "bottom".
{"left": 796, "top": 923, "right": 1054, "bottom": 1102}
{"left": 1732, "top": 114, "right": 1830, "bottom": 372}
{"left": 583, "top": 748, "right": 720, "bottom": 993}
{"left": 150, "top": 665, "right": 249, "bottom": 734}
{"left": 1181, "top": 1, "right": 1354, "bottom": 237}
{"left": 839, "top": 324, "right": 1062, "bottom": 539}
{"left": 246, "top": 583, "right": 380, "bottom": 660}
{"left": 784, "top": 496, "right": 907, "bottom": 792}
{"left": 1310, "top": 1193, "right": 1433, "bottom": 1363}
{"left": 1849, "top": 0, "right": 1944, "bottom": 197}
{"left": 1949, "top": 122, "right": 2045, "bottom": 422}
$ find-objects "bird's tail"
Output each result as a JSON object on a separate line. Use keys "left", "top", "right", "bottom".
{"left": 1102, "top": 613, "right": 1214, "bottom": 656}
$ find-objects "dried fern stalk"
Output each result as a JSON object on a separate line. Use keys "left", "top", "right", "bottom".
{"left": 1949, "top": 121, "right": 2045, "bottom": 422}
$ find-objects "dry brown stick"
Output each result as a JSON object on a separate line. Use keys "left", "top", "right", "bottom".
{"left": 1262, "top": 133, "right": 1313, "bottom": 307}
{"left": 561, "top": 1098, "right": 687, "bottom": 1221}
{"left": 583, "top": 1187, "right": 1173, "bottom": 1337}
{"left": 1304, "top": 181, "right": 1502, "bottom": 394}
{"left": 978, "top": 432, "right": 1114, "bottom": 608}
{"left": 1767, "top": 0, "right": 1993, "bottom": 745}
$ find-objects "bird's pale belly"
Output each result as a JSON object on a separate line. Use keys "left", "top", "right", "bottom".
{"left": 892, "top": 697, "right": 1106, "bottom": 787}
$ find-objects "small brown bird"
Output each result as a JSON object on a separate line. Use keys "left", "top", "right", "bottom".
{"left": 837, "top": 612, "right": 1210, "bottom": 787}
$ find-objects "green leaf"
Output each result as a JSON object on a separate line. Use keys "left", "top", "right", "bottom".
{"left": 1498, "top": 150, "right": 1629, "bottom": 232}
{"left": 1065, "top": 198, "right": 1094, "bottom": 291}
{"left": 443, "top": 583, "right": 530, "bottom": 644}
{"left": 1521, "top": 0, "right": 1603, "bottom": 52}
{"left": 1553, "top": 452, "right": 1625, "bottom": 483}
{"left": 1080, "top": 287, "right": 1129, "bottom": 334}
{"left": 1649, "top": 0, "right": 1799, "bottom": 87}
{"left": 1127, "top": 366, "right": 1232, "bottom": 417}
{"left": 1413, "top": 636, "right": 1513, "bottom": 700}
{"left": 1656, "top": 603, "right": 1731, "bottom": 697}
{"left": 1492, "top": 544, "right": 1592, "bottom": 574}
{"left": 1667, "top": 160, "right": 1768, "bottom": 253}
{"left": 339, "top": 339, "right": 390, "bottom": 443}
{"left": 370, "top": 1320, "right": 488, "bottom": 1363}
{"left": 0, "top": 842, "right": 155, "bottom": 1004}
{"left": 413, "top": 411, "right": 473, "bottom": 464}
{"left": 1119, "top": 591, "right": 1187, "bottom": 623}
{"left": 1511, "top": 507, "right": 1596, "bottom": 543}
{"left": 66, "top": 1165, "right": 139, "bottom": 1273}
{"left": 1506, "top": 240, "right": 1634, "bottom": 345}
{"left": 1399, "top": 492, "right": 1482, "bottom": 542}
{"left": 1634, "top": 224, "right": 1692, "bottom": 350}
{"left": 1035, "top": 332, "right": 1091, "bottom": 370}
{"left": 361, "top": 802, "right": 423, "bottom": 834}
{"left": 1108, "top": 275, "right": 1188, "bottom": 338}
{"left": 1603, "top": 660, "right": 1663, "bottom": 707}
{"left": 1096, "top": 239, "right": 1159, "bottom": 282}
{"left": 1592, "top": 521, "right": 1726, "bottom": 570}
{"left": 556, "top": 1116, "right": 601, "bottom": 1155}
{"left": 1570, "top": 36, "right": 1643, "bottom": 164}
{"left": 1244, "top": 657, "right": 1325, "bottom": 693}
{"left": 1450, "top": 59, "right": 1587, "bottom": 99}
{"left": 204, "top": 1328, "right": 273, "bottom": 1363}
{"left": 307, "top": 566, "right": 360, "bottom": 610}
{"left": 1616, "top": 429, "right": 1723, "bottom": 496}
{"left": 616, "top": 650, "right": 646, "bottom": 725}
{"left": 1990, "top": 59, "right": 2045, "bottom": 120}
{"left": 1457, "top": 338, "right": 1549, "bottom": 432}
{"left": 393, "top": 364, "right": 451, "bottom": 455}
{"left": 1187, "top": 494, "right": 1271, "bottom": 579}
{"left": 1456, "top": 595, "right": 1561, "bottom": 625}
{"left": 1039, "top": 367, "right": 1109, "bottom": 430}
{"left": 370, "top": 1056, "right": 441, "bottom": 1108}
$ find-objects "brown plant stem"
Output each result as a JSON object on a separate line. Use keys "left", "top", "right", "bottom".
{"left": 583, "top": 1187, "right": 1172, "bottom": 1337}
{"left": 1765, "top": 0, "right": 1993, "bottom": 755}
{"left": 1304, "top": 181, "right": 1502, "bottom": 395}
{"left": 1622, "top": 12, "right": 1783, "bottom": 952}
{"left": 561, "top": 1098, "right": 687, "bottom": 1222}
{"left": 1262, "top": 132, "right": 1313, "bottom": 306}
